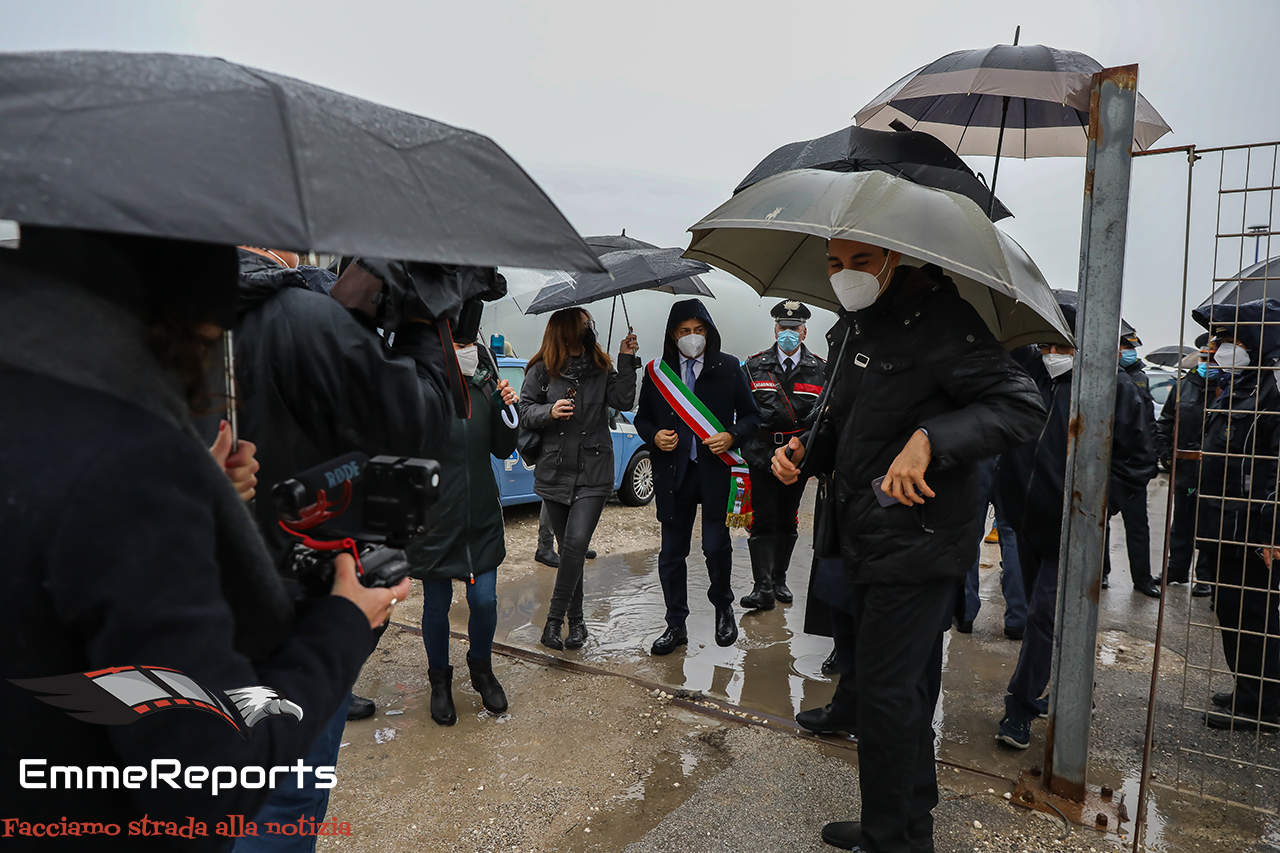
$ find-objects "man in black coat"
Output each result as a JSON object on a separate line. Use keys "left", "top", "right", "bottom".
{"left": 740, "top": 300, "right": 826, "bottom": 610}
{"left": 1155, "top": 332, "right": 1213, "bottom": 597}
{"left": 234, "top": 249, "right": 454, "bottom": 559}
{"left": 635, "top": 299, "right": 761, "bottom": 655}
{"left": 994, "top": 293, "right": 1155, "bottom": 751}
{"left": 774, "top": 240, "right": 1045, "bottom": 853}
{"left": 1192, "top": 300, "right": 1280, "bottom": 730}
{"left": 0, "top": 228, "right": 405, "bottom": 851}
{"left": 1102, "top": 328, "right": 1161, "bottom": 597}
{"left": 231, "top": 249, "right": 458, "bottom": 849}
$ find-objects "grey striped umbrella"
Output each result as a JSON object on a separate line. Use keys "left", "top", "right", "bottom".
{"left": 854, "top": 42, "right": 1171, "bottom": 159}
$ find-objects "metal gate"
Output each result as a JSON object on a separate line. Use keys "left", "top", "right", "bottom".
{"left": 1133, "top": 139, "right": 1280, "bottom": 849}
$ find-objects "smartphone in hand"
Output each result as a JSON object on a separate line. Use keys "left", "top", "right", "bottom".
{"left": 871, "top": 475, "right": 919, "bottom": 507}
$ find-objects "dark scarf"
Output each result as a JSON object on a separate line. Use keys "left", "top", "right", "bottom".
{"left": 0, "top": 264, "right": 294, "bottom": 659}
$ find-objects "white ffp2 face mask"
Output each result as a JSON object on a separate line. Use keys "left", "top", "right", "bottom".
{"left": 455, "top": 344, "right": 480, "bottom": 376}
{"left": 1042, "top": 352, "right": 1074, "bottom": 379}
{"left": 1214, "top": 342, "right": 1251, "bottom": 371}
{"left": 829, "top": 253, "right": 893, "bottom": 312}
{"left": 677, "top": 333, "right": 706, "bottom": 358}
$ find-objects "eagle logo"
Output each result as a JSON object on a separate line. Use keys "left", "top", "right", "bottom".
{"left": 9, "top": 665, "right": 303, "bottom": 740}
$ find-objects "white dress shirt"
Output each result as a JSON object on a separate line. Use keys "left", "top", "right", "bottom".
{"left": 775, "top": 345, "right": 800, "bottom": 371}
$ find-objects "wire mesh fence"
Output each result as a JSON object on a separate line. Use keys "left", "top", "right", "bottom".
{"left": 1140, "top": 140, "right": 1280, "bottom": 831}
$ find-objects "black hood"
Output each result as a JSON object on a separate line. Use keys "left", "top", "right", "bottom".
{"left": 13, "top": 225, "right": 239, "bottom": 328}
{"left": 1193, "top": 298, "right": 1280, "bottom": 364}
{"left": 663, "top": 298, "right": 722, "bottom": 361}
{"left": 237, "top": 248, "right": 307, "bottom": 314}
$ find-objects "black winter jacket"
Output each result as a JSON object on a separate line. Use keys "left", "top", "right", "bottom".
{"left": 407, "top": 351, "right": 518, "bottom": 582}
{"left": 803, "top": 266, "right": 1046, "bottom": 585}
{"left": 1123, "top": 358, "right": 1157, "bottom": 447}
{"left": 233, "top": 251, "right": 452, "bottom": 557}
{"left": 519, "top": 351, "right": 640, "bottom": 504}
{"left": 996, "top": 347, "right": 1156, "bottom": 555}
{"left": 741, "top": 343, "right": 826, "bottom": 469}
{"left": 1155, "top": 369, "right": 1208, "bottom": 491}
{"left": 0, "top": 371, "right": 370, "bottom": 850}
{"left": 635, "top": 300, "right": 762, "bottom": 525}
{"left": 1192, "top": 299, "right": 1280, "bottom": 546}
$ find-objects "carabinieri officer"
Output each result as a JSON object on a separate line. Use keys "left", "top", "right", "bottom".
{"left": 739, "top": 300, "right": 825, "bottom": 609}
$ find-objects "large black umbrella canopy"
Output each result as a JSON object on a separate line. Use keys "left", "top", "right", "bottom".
{"left": 0, "top": 51, "right": 605, "bottom": 272}
{"left": 853, "top": 43, "right": 1172, "bottom": 158}
{"left": 525, "top": 239, "right": 713, "bottom": 315}
{"left": 734, "top": 125, "right": 1013, "bottom": 221}
{"left": 1198, "top": 255, "right": 1280, "bottom": 308}
{"left": 1144, "top": 344, "right": 1198, "bottom": 368}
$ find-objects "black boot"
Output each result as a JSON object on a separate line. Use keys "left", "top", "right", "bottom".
{"left": 565, "top": 618, "right": 588, "bottom": 649}
{"left": 821, "top": 646, "right": 839, "bottom": 675}
{"left": 772, "top": 533, "right": 798, "bottom": 603}
{"left": 540, "top": 617, "right": 564, "bottom": 651}
{"left": 466, "top": 656, "right": 508, "bottom": 715}
{"left": 740, "top": 536, "right": 776, "bottom": 610}
{"left": 427, "top": 666, "right": 456, "bottom": 726}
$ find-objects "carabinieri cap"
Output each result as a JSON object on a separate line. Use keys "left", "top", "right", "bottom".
{"left": 771, "top": 299, "right": 811, "bottom": 327}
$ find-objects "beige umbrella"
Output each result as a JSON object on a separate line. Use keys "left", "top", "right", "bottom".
{"left": 683, "top": 168, "right": 1071, "bottom": 349}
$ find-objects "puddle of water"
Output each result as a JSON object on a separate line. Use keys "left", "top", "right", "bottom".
{"left": 558, "top": 746, "right": 726, "bottom": 853}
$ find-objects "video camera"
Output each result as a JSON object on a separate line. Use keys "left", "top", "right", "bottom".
{"left": 271, "top": 452, "right": 442, "bottom": 597}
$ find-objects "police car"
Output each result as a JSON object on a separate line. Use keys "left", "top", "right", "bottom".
{"left": 492, "top": 356, "right": 654, "bottom": 507}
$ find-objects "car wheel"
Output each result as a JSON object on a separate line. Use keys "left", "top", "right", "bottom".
{"left": 618, "top": 450, "right": 654, "bottom": 506}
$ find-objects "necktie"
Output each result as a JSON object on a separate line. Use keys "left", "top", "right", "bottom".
{"left": 686, "top": 358, "right": 699, "bottom": 461}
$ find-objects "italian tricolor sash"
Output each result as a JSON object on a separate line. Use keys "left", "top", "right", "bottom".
{"left": 647, "top": 358, "right": 752, "bottom": 528}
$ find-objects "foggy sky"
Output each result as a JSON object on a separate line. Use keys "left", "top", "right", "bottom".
{"left": 3, "top": 0, "right": 1278, "bottom": 356}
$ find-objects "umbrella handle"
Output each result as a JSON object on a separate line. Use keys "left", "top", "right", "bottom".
{"left": 502, "top": 404, "right": 520, "bottom": 429}
{"left": 223, "top": 329, "right": 238, "bottom": 452}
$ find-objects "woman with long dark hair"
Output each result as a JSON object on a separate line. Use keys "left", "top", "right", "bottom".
{"left": 520, "top": 308, "right": 639, "bottom": 650}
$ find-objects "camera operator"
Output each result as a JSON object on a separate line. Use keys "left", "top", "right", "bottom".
{"left": 0, "top": 226, "right": 409, "bottom": 852}
{"left": 231, "top": 251, "right": 499, "bottom": 851}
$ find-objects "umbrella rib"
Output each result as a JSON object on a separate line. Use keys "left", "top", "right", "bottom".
{"left": 239, "top": 65, "right": 314, "bottom": 247}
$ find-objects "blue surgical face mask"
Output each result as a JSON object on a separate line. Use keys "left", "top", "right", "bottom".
{"left": 777, "top": 329, "right": 801, "bottom": 354}
{"left": 1196, "top": 362, "right": 1218, "bottom": 379}
{"left": 1119, "top": 349, "right": 1138, "bottom": 367}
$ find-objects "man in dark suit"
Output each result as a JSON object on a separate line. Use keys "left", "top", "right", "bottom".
{"left": 635, "top": 298, "right": 761, "bottom": 655}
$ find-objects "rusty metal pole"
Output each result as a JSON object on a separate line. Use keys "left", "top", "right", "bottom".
{"left": 1045, "top": 65, "right": 1139, "bottom": 800}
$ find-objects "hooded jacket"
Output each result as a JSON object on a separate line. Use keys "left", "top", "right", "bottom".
{"left": 232, "top": 250, "right": 453, "bottom": 558}
{"left": 1191, "top": 299, "right": 1280, "bottom": 546}
{"left": 519, "top": 346, "right": 640, "bottom": 505}
{"left": 995, "top": 346, "right": 1156, "bottom": 554}
{"left": 406, "top": 348, "right": 517, "bottom": 582}
{"left": 634, "top": 299, "right": 761, "bottom": 523}
{"left": 803, "top": 265, "right": 1046, "bottom": 585}
{"left": 0, "top": 256, "right": 369, "bottom": 850}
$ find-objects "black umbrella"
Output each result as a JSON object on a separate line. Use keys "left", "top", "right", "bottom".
{"left": 1144, "top": 344, "right": 1198, "bottom": 368}
{"left": 734, "top": 124, "right": 1013, "bottom": 221}
{"left": 524, "top": 236, "right": 713, "bottom": 316}
{"left": 1198, "top": 255, "right": 1280, "bottom": 308}
{"left": 0, "top": 51, "right": 604, "bottom": 273}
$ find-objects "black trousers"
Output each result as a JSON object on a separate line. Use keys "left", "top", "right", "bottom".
{"left": 1005, "top": 539, "right": 1058, "bottom": 722}
{"left": 835, "top": 579, "right": 953, "bottom": 853}
{"left": 543, "top": 494, "right": 607, "bottom": 622}
{"left": 1202, "top": 545, "right": 1280, "bottom": 715}
{"left": 657, "top": 461, "right": 734, "bottom": 628}
{"left": 747, "top": 463, "right": 807, "bottom": 539}
{"left": 1103, "top": 484, "right": 1151, "bottom": 584}
{"left": 1166, "top": 484, "right": 1199, "bottom": 582}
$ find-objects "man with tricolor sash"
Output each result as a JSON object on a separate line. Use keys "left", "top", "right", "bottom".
{"left": 635, "top": 299, "right": 760, "bottom": 656}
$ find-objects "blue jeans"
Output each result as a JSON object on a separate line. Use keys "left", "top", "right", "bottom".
{"left": 233, "top": 693, "right": 351, "bottom": 853}
{"left": 420, "top": 571, "right": 498, "bottom": 669}
{"left": 962, "top": 457, "right": 1027, "bottom": 630}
